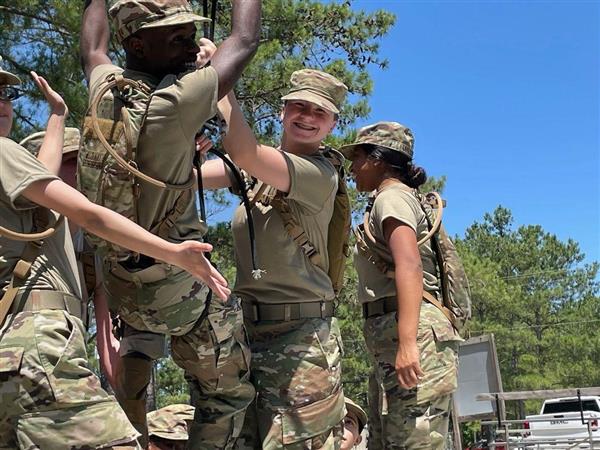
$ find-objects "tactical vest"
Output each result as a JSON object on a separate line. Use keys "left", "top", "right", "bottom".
{"left": 78, "top": 73, "right": 194, "bottom": 261}
{"left": 354, "top": 184, "right": 472, "bottom": 335}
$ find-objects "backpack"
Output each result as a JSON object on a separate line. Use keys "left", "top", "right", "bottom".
{"left": 253, "top": 147, "right": 352, "bottom": 296}
{"left": 77, "top": 72, "right": 194, "bottom": 260}
{"left": 355, "top": 186, "right": 472, "bottom": 335}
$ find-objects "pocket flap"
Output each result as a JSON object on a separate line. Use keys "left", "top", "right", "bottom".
{"left": 281, "top": 388, "right": 346, "bottom": 445}
{"left": 16, "top": 400, "right": 140, "bottom": 449}
{"left": 0, "top": 346, "right": 24, "bottom": 373}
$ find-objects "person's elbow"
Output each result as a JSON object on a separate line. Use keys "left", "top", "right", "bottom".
{"left": 233, "top": 30, "right": 260, "bottom": 57}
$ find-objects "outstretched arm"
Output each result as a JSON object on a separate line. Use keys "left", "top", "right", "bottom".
{"left": 21, "top": 179, "right": 231, "bottom": 301}
{"left": 80, "top": 0, "right": 112, "bottom": 81}
{"left": 211, "top": 0, "right": 261, "bottom": 99}
{"left": 218, "top": 92, "right": 290, "bottom": 192}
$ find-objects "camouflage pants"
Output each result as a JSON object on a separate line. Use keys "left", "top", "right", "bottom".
{"left": 0, "top": 309, "right": 140, "bottom": 449}
{"left": 363, "top": 304, "right": 460, "bottom": 450}
{"left": 235, "top": 316, "right": 345, "bottom": 450}
{"left": 104, "top": 267, "right": 254, "bottom": 450}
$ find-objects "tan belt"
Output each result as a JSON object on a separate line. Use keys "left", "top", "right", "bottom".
{"left": 8, "top": 290, "right": 84, "bottom": 321}
{"left": 242, "top": 300, "right": 335, "bottom": 322}
{"left": 108, "top": 262, "right": 184, "bottom": 286}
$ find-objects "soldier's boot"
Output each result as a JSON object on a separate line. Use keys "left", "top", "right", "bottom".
{"left": 115, "top": 352, "right": 153, "bottom": 449}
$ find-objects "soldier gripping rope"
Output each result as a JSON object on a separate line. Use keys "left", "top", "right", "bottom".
{"left": 342, "top": 122, "right": 470, "bottom": 450}
{"left": 0, "top": 57, "right": 231, "bottom": 449}
{"left": 78, "top": 0, "right": 261, "bottom": 447}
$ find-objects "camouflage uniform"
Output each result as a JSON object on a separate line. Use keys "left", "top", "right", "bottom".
{"left": 77, "top": 2, "right": 254, "bottom": 448}
{"left": 232, "top": 70, "right": 348, "bottom": 450}
{"left": 0, "top": 59, "right": 140, "bottom": 449}
{"left": 147, "top": 404, "right": 195, "bottom": 444}
{"left": 341, "top": 123, "right": 462, "bottom": 450}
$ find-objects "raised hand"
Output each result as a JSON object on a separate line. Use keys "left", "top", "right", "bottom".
{"left": 30, "top": 71, "right": 68, "bottom": 117}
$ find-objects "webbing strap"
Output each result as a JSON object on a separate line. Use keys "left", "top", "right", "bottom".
{"left": 422, "top": 291, "right": 458, "bottom": 330}
{"left": 151, "top": 189, "right": 193, "bottom": 240}
{"left": 0, "top": 240, "right": 43, "bottom": 325}
{"left": 270, "top": 194, "right": 324, "bottom": 270}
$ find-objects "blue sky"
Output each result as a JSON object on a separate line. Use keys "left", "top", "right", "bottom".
{"left": 350, "top": 0, "right": 599, "bottom": 263}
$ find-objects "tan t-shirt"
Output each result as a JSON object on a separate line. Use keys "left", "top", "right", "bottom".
{"left": 88, "top": 64, "right": 219, "bottom": 242}
{"left": 0, "top": 137, "right": 82, "bottom": 297}
{"left": 232, "top": 151, "right": 338, "bottom": 304}
{"left": 354, "top": 182, "right": 439, "bottom": 304}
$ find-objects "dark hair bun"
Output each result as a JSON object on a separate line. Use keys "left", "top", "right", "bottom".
{"left": 406, "top": 163, "right": 427, "bottom": 188}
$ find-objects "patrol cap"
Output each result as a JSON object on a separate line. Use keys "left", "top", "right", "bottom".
{"left": 0, "top": 56, "right": 21, "bottom": 86}
{"left": 281, "top": 69, "right": 348, "bottom": 114}
{"left": 147, "top": 404, "right": 195, "bottom": 441}
{"left": 340, "top": 121, "right": 414, "bottom": 161}
{"left": 19, "top": 127, "right": 81, "bottom": 156}
{"left": 109, "top": 0, "right": 210, "bottom": 43}
{"left": 344, "top": 397, "right": 367, "bottom": 434}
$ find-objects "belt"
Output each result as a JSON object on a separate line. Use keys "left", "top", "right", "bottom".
{"left": 362, "top": 296, "right": 397, "bottom": 319}
{"left": 242, "top": 300, "right": 335, "bottom": 322}
{"left": 363, "top": 292, "right": 446, "bottom": 320}
{"left": 9, "top": 290, "right": 84, "bottom": 321}
{"left": 109, "top": 261, "right": 184, "bottom": 285}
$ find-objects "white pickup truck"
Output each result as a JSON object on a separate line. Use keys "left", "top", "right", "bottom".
{"left": 523, "top": 396, "right": 600, "bottom": 449}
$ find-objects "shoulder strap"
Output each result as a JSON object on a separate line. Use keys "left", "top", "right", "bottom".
{"left": 88, "top": 73, "right": 194, "bottom": 191}
{"left": 270, "top": 193, "right": 325, "bottom": 271}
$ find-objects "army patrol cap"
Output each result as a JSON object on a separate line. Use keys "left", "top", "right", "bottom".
{"left": 344, "top": 397, "right": 367, "bottom": 434}
{"left": 147, "top": 404, "right": 195, "bottom": 441}
{"left": 19, "top": 127, "right": 81, "bottom": 156}
{"left": 340, "top": 121, "right": 414, "bottom": 161}
{"left": 281, "top": 69, "right": 348, "bottom": 114}
{"left": 109, "top": 0, "right": 210, "bottom": 43}
{"left": 0, "top": 56, "right": 21, "bottom": 86}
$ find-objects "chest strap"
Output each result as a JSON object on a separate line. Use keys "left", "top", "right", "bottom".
{"left": 242, "top": 300, "right": 334, "bottom": 322}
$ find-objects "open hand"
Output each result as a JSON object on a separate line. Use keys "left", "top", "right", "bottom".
{"left": 395, "top": 342, "right": 424, "bottom": 389}
{"left": 30, "top": 71, "right": 68, "bottom": 117}
{"left": 174, "top": 241, "right": 231, "bottom": 301}
{"left": 196, "top": 38, "right": 217, "bottom": 69}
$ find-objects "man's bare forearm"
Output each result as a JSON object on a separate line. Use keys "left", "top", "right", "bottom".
{"left": 80, "top": 0, "right": 111, "bottom": 79}
{"left": 211, "top": 0, "right": 262, "bottom": 98}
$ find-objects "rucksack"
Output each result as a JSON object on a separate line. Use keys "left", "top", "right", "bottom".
{"left": 355, "top": 186, "right": 472, "bottom": 335}
{"left": 251, "top": 147, "right": 352, "bottom": 296}
{"left": 77, "top": 73, "right": 194, "bottom": 260}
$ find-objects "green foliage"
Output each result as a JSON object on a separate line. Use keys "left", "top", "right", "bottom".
{"left": 457, "top": 206, "right": 600, "bottom": 417}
